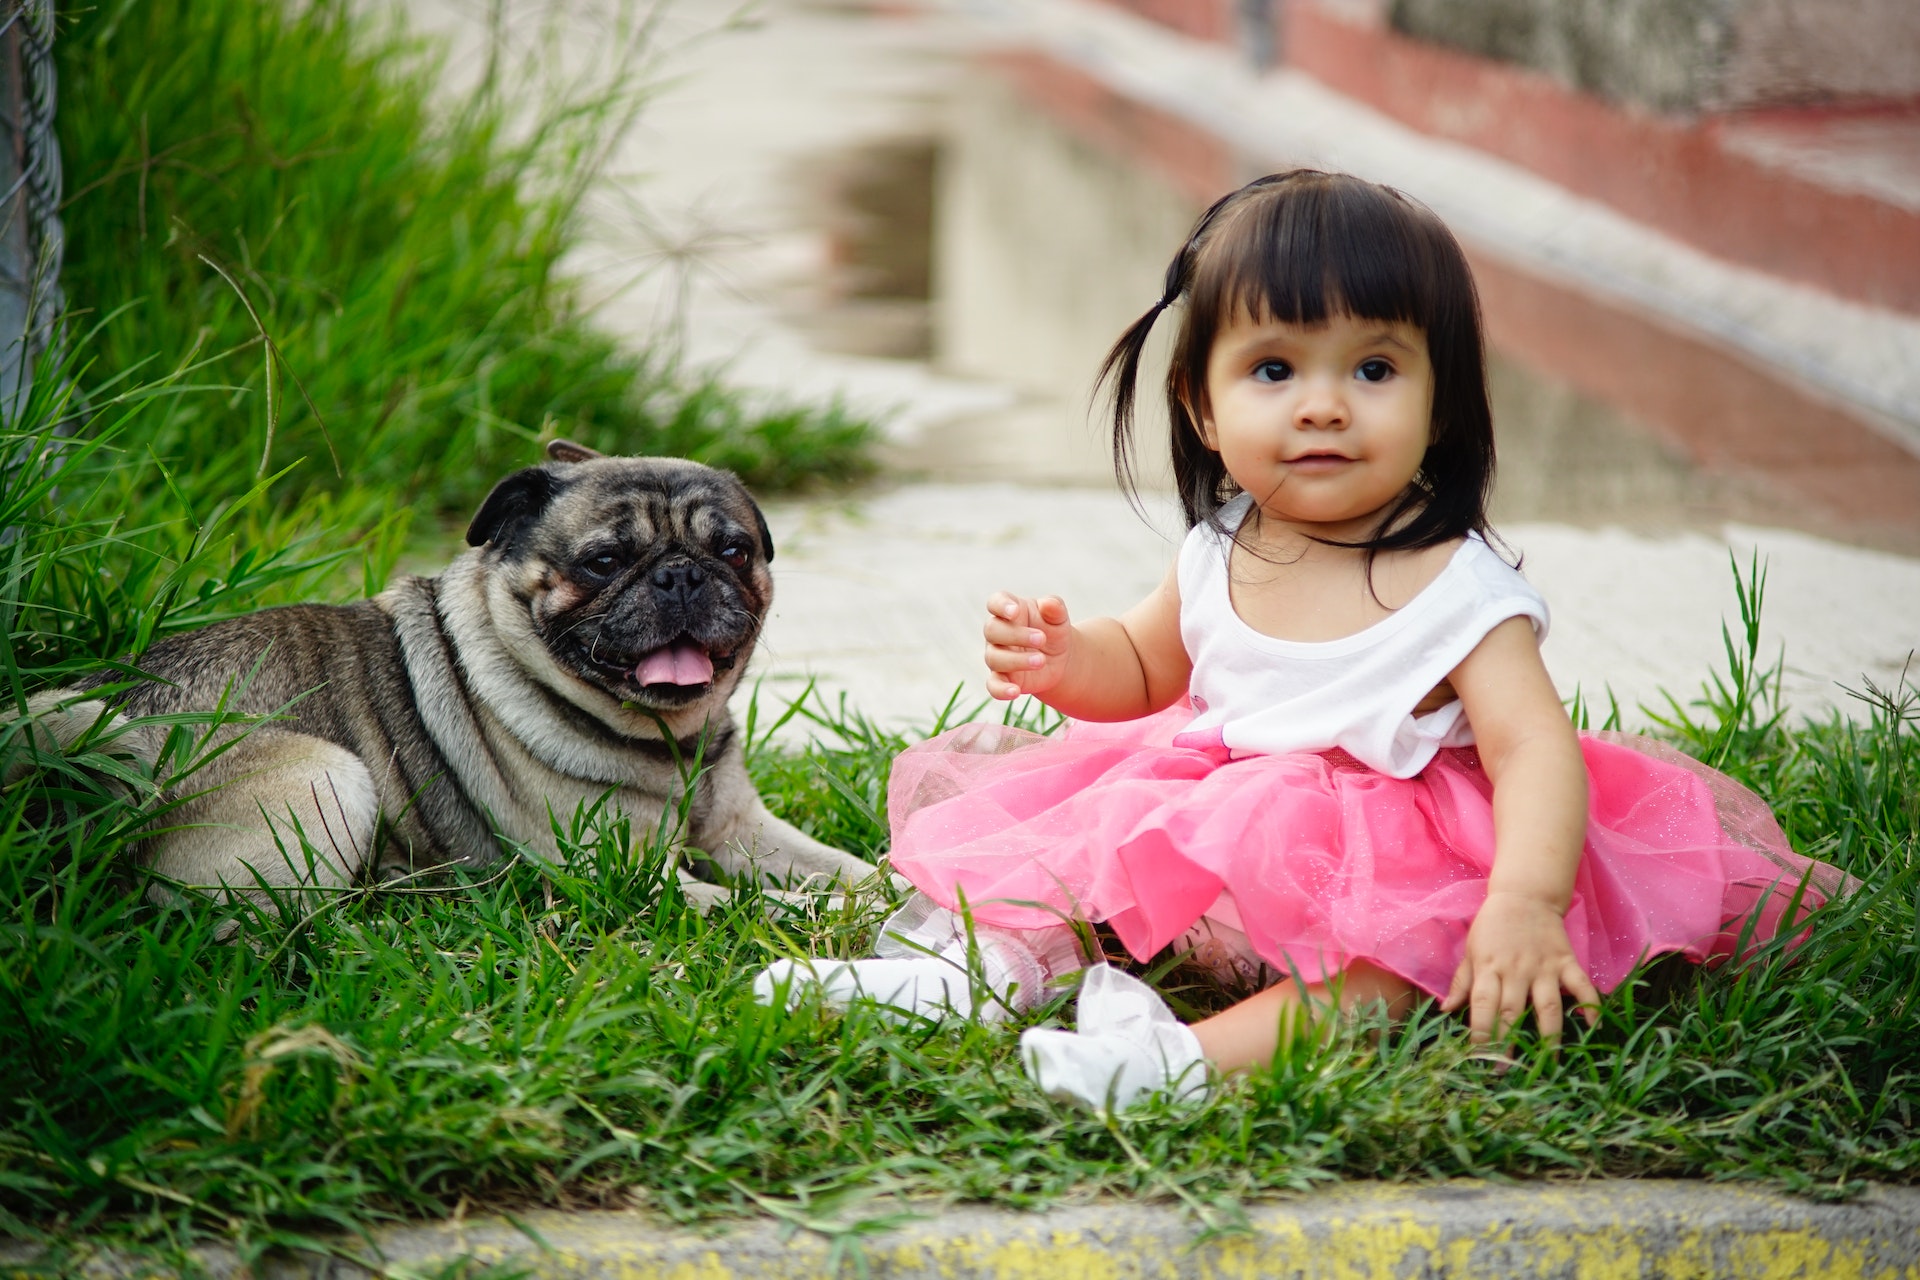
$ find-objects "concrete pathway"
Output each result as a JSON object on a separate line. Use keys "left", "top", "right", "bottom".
{"left": 755, "top": 484, "right": 1920, "bottom": 737}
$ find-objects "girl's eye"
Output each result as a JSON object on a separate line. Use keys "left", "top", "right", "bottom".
{"left": 1252, "top": 359, "right": 1292, "bottom": 383}
{"left": 578, "top": 553, "right": 621, "bottom": 580}
{"left": 720, "top": 544, "right": 750, "bottom": 570}
{"left": 1356, "top": 358, "right": 1394, "bottom": 383}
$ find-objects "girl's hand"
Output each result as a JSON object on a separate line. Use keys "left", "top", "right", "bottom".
{"left": 1441, "top": 891, "right": 1601, "bottom": 1046}
{"left": 984, "top": 593, "right": 1073, "bottom": 700}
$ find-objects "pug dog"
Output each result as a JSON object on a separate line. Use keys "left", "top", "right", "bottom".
{"left": 18, "top": 440, "right": 877, "bottom": 910}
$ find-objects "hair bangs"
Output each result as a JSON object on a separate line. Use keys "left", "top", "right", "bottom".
{"left": 1201, "top": 179, "right": 1433, "bottom": 335}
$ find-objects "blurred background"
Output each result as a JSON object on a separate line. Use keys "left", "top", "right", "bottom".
{"left": 21, "top": 0, "right": 1920, "bottom": 730}
{"left": 439, "top": 0, "right": 1920, "bottom": 730}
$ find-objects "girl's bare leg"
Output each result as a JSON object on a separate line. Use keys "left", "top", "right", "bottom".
{"left": 1190, "top": 959, "right": 1419, "bottom": 1074}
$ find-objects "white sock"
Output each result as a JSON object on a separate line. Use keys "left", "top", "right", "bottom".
{"left": 754, "top": 953, "right": 1011, "bottom": 1023}
{"left": 1019, "top": 964, "right": 1208, "bottom": 1112}
{"left": 873, "top": 899, "right": 1073, "bottom": 1015}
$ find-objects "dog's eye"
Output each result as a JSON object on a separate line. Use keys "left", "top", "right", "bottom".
{"left": 578, "top": 553, "right": 621, "bottom": 580}
{"left": 720, "top": 544, "right": 751, "bottom": 570}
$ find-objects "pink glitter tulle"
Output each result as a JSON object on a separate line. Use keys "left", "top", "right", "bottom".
{"left": 885, "top": 705, "right": 1849, "bottom": 997}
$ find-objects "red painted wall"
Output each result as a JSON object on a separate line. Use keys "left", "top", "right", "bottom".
{"left": 1084, "top": 0, "right": 1236, "bottom": 44}
{"left": 987, "top": 49, "right": 1234, "bottom": 206}
{"left": 1473, "top": 249, "right": 1920, "bottom": 537}
{"left": 1283, "top": 3, "right": 1920, "bottom": 313}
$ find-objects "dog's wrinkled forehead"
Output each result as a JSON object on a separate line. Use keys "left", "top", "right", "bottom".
{"left": 550, "top": 464, "right": 745, "bottom": 551}
{"left": 467, "top": 455, "right": 772, "bottom": 563}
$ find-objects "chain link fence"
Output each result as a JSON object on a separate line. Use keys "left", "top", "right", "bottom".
{"left": 0, "top": 0, "right": 63, "bottom": 421}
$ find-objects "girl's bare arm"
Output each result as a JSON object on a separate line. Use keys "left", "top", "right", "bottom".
{"left": 1441, "top": 616, "right": 1602, "bottom": 1043}
{"left": 983, "top": 561, "right": 1190, "bottom": 720}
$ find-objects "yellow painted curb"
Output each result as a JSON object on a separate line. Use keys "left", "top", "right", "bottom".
{"left": 11, "top": 1180, "right": 1920, "bottom": 1278}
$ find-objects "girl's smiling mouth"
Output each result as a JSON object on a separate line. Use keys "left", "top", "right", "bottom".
{"left": 1286, "top": 451, "right": 1355, "bottom": 469}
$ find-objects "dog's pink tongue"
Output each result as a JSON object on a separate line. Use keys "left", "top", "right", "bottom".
{"left": 635, "top": 643, "right": 713, "bottom": 687}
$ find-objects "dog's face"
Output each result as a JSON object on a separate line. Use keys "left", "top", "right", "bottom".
{"left": 466, "top": 441, "right": 775, "bottom": 714}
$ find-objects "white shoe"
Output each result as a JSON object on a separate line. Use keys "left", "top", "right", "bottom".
{"left": 872, "top": 898, "right": 1076, "bottom": 1016}
{"left": 1019, "top": 964, "right": 1208, "bottom": 1112}
{"left": 753, "top": 955, "right": 1003, "bottom": 1022}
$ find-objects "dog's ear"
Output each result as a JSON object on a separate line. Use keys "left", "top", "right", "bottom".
{"left": 468, "top": 466, "right": 556, "bottom": 550}
{"left": 545, "top": 438, "right": 604, "bottom": 464}
{"left": 749, "top": 496, "right": 774, "bottom": 564}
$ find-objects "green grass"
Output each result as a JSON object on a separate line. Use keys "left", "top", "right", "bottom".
{"left": 55, "top": 0, "right": 876, "bottom": 556}
{"left": 0, "top": 353, "right": 1915, "bottom": 1279}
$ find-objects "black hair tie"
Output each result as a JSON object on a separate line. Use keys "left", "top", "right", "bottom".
{"left": 1157, "top": 254, "right": 1186, "bottom": 310}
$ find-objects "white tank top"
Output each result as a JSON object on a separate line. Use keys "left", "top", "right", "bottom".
{"left": 1171, "top": 493, "right": 1549, "bottom": 779}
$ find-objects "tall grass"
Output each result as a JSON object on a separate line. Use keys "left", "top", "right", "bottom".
{"left": 55, "top": 0, "right": 875, "bottom": 545}
{"left": 1, "top": 349, "right": 1915, "bottom": 1275}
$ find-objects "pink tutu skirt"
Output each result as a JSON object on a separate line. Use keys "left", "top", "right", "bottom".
{"left": 885, "top": 706, "right": 1849, "bottom": 998}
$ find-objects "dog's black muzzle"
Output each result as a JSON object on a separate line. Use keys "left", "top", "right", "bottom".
{"left": 650, "top": 559, "right": 706, "bottom": 607}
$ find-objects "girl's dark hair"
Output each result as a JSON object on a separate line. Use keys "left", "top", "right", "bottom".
{"left": 1098, "top": 170, "right": 1496, "bottom": 553}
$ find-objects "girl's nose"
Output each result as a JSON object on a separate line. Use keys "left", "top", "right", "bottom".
{"left": 1293, "top": 379, "right": 1349, "bottom": 429}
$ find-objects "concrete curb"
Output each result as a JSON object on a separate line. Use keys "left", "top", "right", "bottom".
{"left": 18, "top": 1181, "right": 1920, "bottom": 1278}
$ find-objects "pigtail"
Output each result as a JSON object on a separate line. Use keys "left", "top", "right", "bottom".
{"left": 1097, "top": 182, "right": 1260, "bottom": 515}
{"left": 1095, "top": 291, "right": 1173, "bottom": 510}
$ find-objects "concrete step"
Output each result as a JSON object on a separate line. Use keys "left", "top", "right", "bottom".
{"left": 28, "top": 1180, "right": 1920, "bottom": 1277}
